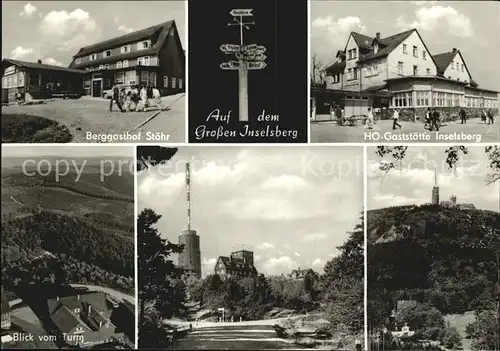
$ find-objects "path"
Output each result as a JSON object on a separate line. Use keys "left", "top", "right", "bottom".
{"left": 173, "top": 325, "right": 309, "bottom": 350}
{"left": 70, "top": 284, "right": 134, "bottom": 304}
{"left": 311, "top": 118, "right": 499, "bottom": 142}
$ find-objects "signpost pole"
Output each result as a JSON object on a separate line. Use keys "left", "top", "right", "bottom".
{"left": 238, "top": 15, "right": 248, "bottom": 122}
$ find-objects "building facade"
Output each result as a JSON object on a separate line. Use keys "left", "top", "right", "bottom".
{"left": 1, "top": 59, "right": 83, "bottom": 103}
{"left": 315, "top": 28, "right": 498, "bottom": 121}
{"left": 214, "top": 250, "right": 258, "bottom": 279}
{"left": 69, "top": 20, "right": 185, "bottom": 97}
{"left": 47, "top": 293, "right": 120, "bottom": 347}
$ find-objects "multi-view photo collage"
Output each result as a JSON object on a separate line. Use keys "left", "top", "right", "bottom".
{"left": 1, "top": 1, "right": 499, "bottom": 350}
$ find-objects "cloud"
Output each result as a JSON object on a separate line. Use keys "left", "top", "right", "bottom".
{"left": 11, "top": 46, "right": 35, "bottom": 60}
{"left": 260, "top": 175, "right": 313, "bottom": 192}
{"left": 312, "top": 258, "right": 326, "bottom": 270}
{"left": 311, "top": 15, "right": 366, "bottom": 52}
{"left": 397, "top": 5, "right": 473, "bottom": 37}
{"left": 118, "top": 25, "right": 134, "bottom": 34}
{"left": 20, "top": 3, "right": 37, "bottom": 17}
{"left": 301, "top": 233, "right": 328, "bottom": 242}
{"left": 202, "top": 257, "right": 216, "bottom": 277}
{"left": 257, "top": 242, "right": 275, "bottom": 250}
{"left": 294, "top": 252, "right": 301, "bottom": 257}
{"left": 261, "top": 256, "right": 298, "bottom": 275}
{"left": 39, "top": 9, "right": 98, "bottom": 52}
{"left": 43, "top": 57, "right": 64, "bottom": 66}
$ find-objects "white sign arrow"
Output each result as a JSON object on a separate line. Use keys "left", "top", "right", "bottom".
{"left": 255, "top": 46, "right": 266, "bottom": 54}
{"left": 243, "top": 44, "right": 258, "bottom": 52}
{"left": 220, "top": 44, "right": 241, "bottom": 53}
{"left": 252, "top": 53, "right": 267, "bottom": 61}
{"left": 247, "top": 61, "right": 267, "bottom": 70}
{"left": 220, "top": 62, "right": 239, "bottom": 70}
{"left": 230, "top": 9, "right": 253, "bottom": 17}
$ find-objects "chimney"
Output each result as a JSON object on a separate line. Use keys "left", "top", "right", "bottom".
{"left": 37, "top": 59, "right": 42, "bottom": 64}
{"left": 376, "top": 32, "right": 380, "bottom": 40}
{"left": 452, "top": 48, "right": 457, "bottom": 52}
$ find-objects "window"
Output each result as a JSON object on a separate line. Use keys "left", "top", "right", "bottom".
{"left": 353, "top": 68, "right": 358, "bottom": 80}
{"left": 392, "top": 92, "right": 413, "bottom": 107}
{"left": 179, "top": 78, "right": 183, "bottom": 89}
{"left": 90, "top": 54, "right": 97, "bottom": 61}
{"left": 76, "top": 327, "right": 83, "bottom": 332}
{"left": 374, "top": 43, "right": 379, "bottom": 54}
{"left": 103, "top": 50, "right": 111, "bottom": 58}
{"left": 99, "top": 65, "right": 104, "bottom": 70}
{"left": 138, "top": 40, "right": 151, "bottom": 50}
{"left": 104, "top": 64, "right": 110, "bottom": 70}
{"left": 163, "top": 76, "right": 169, "bottom": 87}
{"left": 121, "top": 45, "right": 131, "bottom": 54}
{"left": 149, "top": 72, "right": 157, "bottom": 87}
{"left": 115, "top": 72, "right": 125, "bottom": 84}
{"left": 347, "top": 68, "right": 352, "bottom": 80}
{"left": 123, "top": 60, "right": 129, "bottom": 68}
{"left": 74, "top": 308, "right": 80, "bottom": 313}
{"left": 416, "top": 91, "right": 429, "bottom": 106}
{"left": 83, "top": 78, "right": 91, "bottom": 89}
{"left": 347, "top": 48, "right": 357, "bottom": 60}
{"left": 451, "top": 62, "right": 455, "bottom": 70}
{"left": 172, "top": 77, "right": 176, "bottom": 89}
{"left": 413, "top": 46, "right": 418, "bottom": 57}
{"left": 397, "top": 61, "right": 404, "bottom": 75}
{"left": 454, "top": 94, "right": 460, "bottom": 107}
{"left": 461, "top": 64, "right": 464, "bottom": 72}
{"left": 137, "top": 56, "right": 151, "bottom": 66}
{"left": 367, "top": 66, "right": 372, "bottom": 76}
{"left": 413, "top": 65, "right": 418, "bottom": 76}
{"left": 116, "top": 61, "right": 123, "bottom": 69}
{"left": 75, "top": 57, "right": 82, "bottom": 65}
{"left": 141, "top": 71, "right": 149, "bottom": 83}
{"left": 373, "top": 64, "right": 378, "bottom": 74}
{"left": 402, "top": 44, "right": 407, "bottom": 54}
{"left": 423, "top": 51, "right": 427, "bottom": 60}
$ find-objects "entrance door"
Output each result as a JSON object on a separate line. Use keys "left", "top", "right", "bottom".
{"left": 92, "top": 80, "right": 102, "bottom": 97}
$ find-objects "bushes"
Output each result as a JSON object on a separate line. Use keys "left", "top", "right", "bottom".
{"left": 1, "top": 114, "right": 73, "bottom": 143}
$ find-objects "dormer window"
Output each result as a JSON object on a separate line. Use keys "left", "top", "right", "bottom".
{"left": 103, "top": 50, "right": 111, "bottom": 58}
{"left": 89, "top": 54, "right": 97, "bottom": 61}
{"left": 138, "top": 40, "right": 151, "bottom": 50}
{"left": 74, "top": 308, "right": 80, "bottom": 313}
{"left": 120, "top": 45, "right": 131, "bottom": 54}
{"left": 373, "top": 43, "right": 379, "bottom": 54}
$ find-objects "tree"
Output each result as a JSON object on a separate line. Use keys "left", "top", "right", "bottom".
{"left": 138, "top": 208, "right": 184, "bottom": 328}
{"left": 396, "top": 303, "right": 445, "bottom": 340}
{"left": 466, "top": 310, "right": 500, "bottom": 350}
{"left": 439, "top": 327, "right": 462, "bottom": 350}
{"left": 311, "top": 53, "right": 326, "bottom": 87}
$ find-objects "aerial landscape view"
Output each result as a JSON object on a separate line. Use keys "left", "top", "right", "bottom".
{"left": 1, "top": 145, "right": 135, "bottom": 349}
{"left": 137, "top": 145, "right": 364, "bottom": 350}
{"left": 367, "top": 145, "right": 500, "bottom": 350}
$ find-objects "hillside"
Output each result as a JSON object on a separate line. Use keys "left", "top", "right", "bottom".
{"left": 368, "top": 204, "right": 499, "bottom": 322}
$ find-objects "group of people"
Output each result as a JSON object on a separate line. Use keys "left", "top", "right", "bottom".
{"left": 109, "top": 84, "right": 163, "bottom": 113}
{"left": 366, "top": 107, "right": 402, "bottom": 130}
{"left": 480, "top": 108, "right": 495, "bottom": 124}
{"left": 424, "top": 108, "right": 441, "bottom": 131}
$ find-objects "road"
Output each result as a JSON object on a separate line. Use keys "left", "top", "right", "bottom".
{"left": 2, "top": 94, "right": 186, "bottom": 143}
{"left": 173, "top": 325, "right": 309, "bottom": 350}
{"left": 311, "top": 118, "right": 499, "bottom": 142}
{"left": 70, "top": 284, "right": 134, "bottom": 304}
{"left": 11, "top": 315, "right": 57, "bottom": 349}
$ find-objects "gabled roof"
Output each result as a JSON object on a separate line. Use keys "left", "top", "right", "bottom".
{"left": 73, "top": 21, "right": 173, "bottom": 58}
{"left": 216, "top": 256, "right": 258, "bottom": 274}
{"left": 50, "top": 305, "right": 88, "bottom": 334}
{"left": 432, "top": 51, "right": 456, "bottom": 75}
{"left": 358, "top": 29, "right": 415, "bottom": 63}
{"left": 48, "top": 292, "right": 111, "bottom": 316}
{"left": 325, "top": 61, "right": 346, "bottom": 75}
{"left": 290, "top": 268, "right": 317, "bottom": 279}
{"left": 351, "top": 32, "right": 374, "bottom": 50}
{"left": 2, "top": 58, "right": 84, "bottom": 74}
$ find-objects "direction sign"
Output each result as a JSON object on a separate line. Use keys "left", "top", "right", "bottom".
{"left": 247, "top": 61, "right": 267, "bottom": 70}
{"left": 220, "top": 62, "right": 239, "bottom": 70}
{"left": 242, "top": 44, "right": 258, "bottom": 52}
{"left": 230, "top": 9, "right": 253, "bottom": 17}
{"left": 220, "top": 44, "right": 241, "bottom": 53}
{"left": 236, "top": 51, "right": 256, "bottom": 60}
{"left": 252, "top": 53, "right": 267, "bottom": 61}
{"left": 255, "top": 46, "right": 266, "bottom": 54}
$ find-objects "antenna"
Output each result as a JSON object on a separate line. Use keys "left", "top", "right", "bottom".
{"left": 186, "top": 162, "right": 191, "bottom": 231}
{"left": 434, "top": 165, "right": 437, "bottom": 187}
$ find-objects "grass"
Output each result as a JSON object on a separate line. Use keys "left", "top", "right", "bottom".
{"left": 1, "top": 114, "right": 73, "bottom": 143}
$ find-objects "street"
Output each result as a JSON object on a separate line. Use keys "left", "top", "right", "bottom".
{"left": 311, "top": 118, "right": 499, "bottom": 143}
{"left": 173, "top": 325, "right": 307, "bottom": 350}
{"left": 1, "top": 94, "right": 185, "bottom": 143}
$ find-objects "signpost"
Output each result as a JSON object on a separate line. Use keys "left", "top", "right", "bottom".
{"left": 219, "top": 9, "right": 267, "bottom": 122}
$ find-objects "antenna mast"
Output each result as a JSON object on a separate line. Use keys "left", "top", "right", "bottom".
{"left": 186, "top": 162, "right": 191, "bottom": 231}
{"left": 434, "top": 165, "right": 437, "bottom": 187}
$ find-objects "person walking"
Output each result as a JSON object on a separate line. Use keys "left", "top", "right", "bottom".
{"left": 425, "top": 107, "right": 432, "bottom": 129}
{"left": 151, "top": 87, "right": 163, "bottom": 110}
{"left": 366, "top": 107, "right": 374, "bottom": 129}
{"left": 392, "top": 108, "right": 401, "bottom": 130}
{"left": 487, "top": 108, "right": 494, "bottom": 124}
{"left": 481, "top": 109, "right": 487, "bottom": 124}
{"left": 431, "top": 108, "right": 440, "bottom": 131}
{"left": 459, "top": 108, "right": 467, "bottom": 124}
{"left": 139, "top": 86, "right": 148, "bottom": 112}
{"left": 335, "top": 105, "right": 343, "bottom": 126}
{"left": 109, "top": 83, "right": 124, "bottom": 112}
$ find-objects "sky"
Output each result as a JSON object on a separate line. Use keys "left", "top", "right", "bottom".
{"left": 137, "top": 146, "right": 363, "bottom": 277}
{"left": 368, "top": 146, "right": 500, "bottom": 212}
{"left": 311, "top": 0, "right": 500, "bottom": 91}
{"left": 1, "top": 145, "right": 133, "bottom": 158}
{"left": 2, "top": 1, "right": 186, "bottom": 67}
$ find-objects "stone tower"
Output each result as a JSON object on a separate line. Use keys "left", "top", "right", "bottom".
{"left": 432, "top": 166, "right": 439, "bottom": 205}
{"left": 178, "top": 162, "right": 202, "bottom": 279}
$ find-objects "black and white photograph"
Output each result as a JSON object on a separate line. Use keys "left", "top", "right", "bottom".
{"left": 137, "top": 146, "right": 364, "bottom": 350}
{"left": 367, "top": 145, "right": 500, "bottom": 350}
{"left": 188, "top": 0, "right": 308, "bottom": 143}
{"left": 1, "top": 145, "right": 135, "bottom": 349}
{"left": 1, "top": 1, "right": 186, "bottom": 144}
{"left": 310, "top": 1, "right": 499, "bottom": 143}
